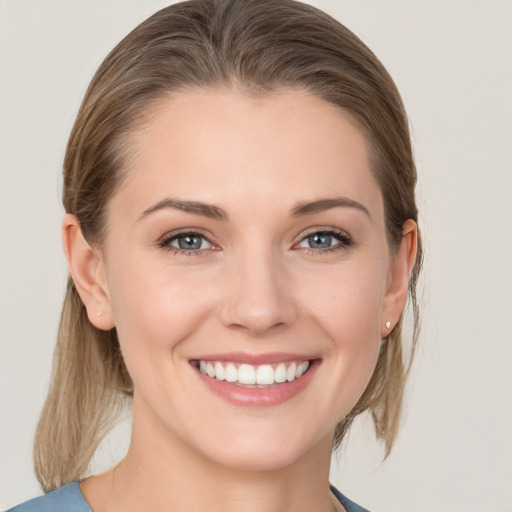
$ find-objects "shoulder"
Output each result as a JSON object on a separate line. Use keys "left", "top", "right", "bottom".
{"left": 330, "top": 484, "right": 371, "bottom": 512}
{"left": 5, "top": 482, "right": 92, "bottom": 512}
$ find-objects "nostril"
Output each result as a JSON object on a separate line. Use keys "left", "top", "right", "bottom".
{"left": 226, "top": 319, "right": 288, "bottom": 336}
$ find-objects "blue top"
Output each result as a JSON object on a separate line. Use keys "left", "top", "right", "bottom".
{"left": 6, "top": 481, "right": 370, "bottom": 512}
{"left": 6, "top": 483, "right": 90, "bottom": 512}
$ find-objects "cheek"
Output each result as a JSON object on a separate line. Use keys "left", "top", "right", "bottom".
{"left": 106, "top": 266, "right": 221, "bottom": 415}
{"left": 301, "top": 257, "right": 387, "bottom": 337}
{"left": 300, "top": 259, "right": 386, "bottom": 403}
{"left": 106, "top": 259, "right": 218, "bottom": 363}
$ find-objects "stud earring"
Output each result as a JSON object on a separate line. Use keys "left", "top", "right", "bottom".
{"left": 385, "top": 321, "right": 391, "bottom": 329}
{"left": 96, "top": 312, "right": 101, "bottom": 317}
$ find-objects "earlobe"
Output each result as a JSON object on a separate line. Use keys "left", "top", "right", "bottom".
{"left": 381, "top": 219, "right": 418, "bottom": 337}
{"left": 62, "top": 214, "right": 115, "bottom": 330}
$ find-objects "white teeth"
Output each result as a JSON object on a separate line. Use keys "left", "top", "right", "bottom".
{"left": 286, "top": 362, "right": 297, "bottom": 382}
{"left": 238, "top": 364, "right": 256, "bottom": 385}
{"left": 206, "top": 362, "right": 215, "bottom": 378}
{"left": 197, "top": 360, "right": 310, "bottom": 386}
{"left": 274, "top": 363, "right": 287, "bottom": 383}
{"left": 256, "top": 364, "right": 274, "bottom": 385}
{"left": 296, "top": 361, "right": 309, "bottom": 378}
{"left": 214, "top": 362, "right": 226, "bottom": 381}
{"left": 225, "top": 363, "right": 238, "bottom": 382}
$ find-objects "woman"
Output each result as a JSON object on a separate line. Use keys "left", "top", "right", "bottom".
{"left": 8, "top": 0, "right": 422, "bottom": 511}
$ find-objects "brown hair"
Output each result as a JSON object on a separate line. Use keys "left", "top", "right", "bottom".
{"left": 34, "top": 0, "right": 423, "bottom": 491}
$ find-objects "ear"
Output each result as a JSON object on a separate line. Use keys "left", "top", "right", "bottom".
{"left": 62, "top": 214, "right": 115, "bottom": 330}
{"left": 380, "top": 219, "right": 418, "bottom": 338}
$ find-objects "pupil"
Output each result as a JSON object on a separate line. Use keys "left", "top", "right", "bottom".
{"left": 179, "top": 235, "right": 201, "bottom": 250}
{"left": 309, "top": 233, "right": 331, "bottom": 248}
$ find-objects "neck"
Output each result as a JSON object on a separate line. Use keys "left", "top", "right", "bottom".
{"left": 82, "top": 396, "right": 339, "bottom": 512}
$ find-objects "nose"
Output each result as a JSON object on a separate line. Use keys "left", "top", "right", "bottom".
{"left": 219, "top": 247, "right": 298, "bottom": 336}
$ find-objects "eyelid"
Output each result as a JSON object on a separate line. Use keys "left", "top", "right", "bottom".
{"left": 156, "top": 226, "right": 353, "bottom": 254}
{"left": 157, "top": 228, "right": 219, "bottom": 252}
{"left": 295, "top": 226, "right": 352, "bottom": 242}
{"left": 293, "top": 226, "right": 354, "bottom": 251}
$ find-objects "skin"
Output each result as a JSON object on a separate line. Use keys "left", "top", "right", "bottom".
{"left": 63, "top": 89, "right": 417, "bottom": 512}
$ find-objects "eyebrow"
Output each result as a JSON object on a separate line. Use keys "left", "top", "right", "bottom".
{"left": 138, "top": 198, "right": 229, "bottom": 221}
{"left": 138, "top": 196, "right": 370, "bottom": 222}
{"left": 291, "top": 197, "right": 371, "bottom": 218}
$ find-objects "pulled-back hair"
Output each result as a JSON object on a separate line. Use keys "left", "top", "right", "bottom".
{"left": 34, "top": 0, "right": 423, "bottom": 492}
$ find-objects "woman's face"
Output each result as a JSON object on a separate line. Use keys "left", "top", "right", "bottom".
{"left": 92, "top": 89, "right": 406, "bottom": 470}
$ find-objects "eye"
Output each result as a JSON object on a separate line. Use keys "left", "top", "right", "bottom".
{"left": 296, "top": 229, "right": 353, "bottom": 252}
{"left": 159, "top": 231, "right": 214, "bottom": 253}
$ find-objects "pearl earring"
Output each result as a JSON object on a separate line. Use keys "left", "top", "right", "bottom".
{"left": 385, "top": 321, "right": 391, "bottom": 329}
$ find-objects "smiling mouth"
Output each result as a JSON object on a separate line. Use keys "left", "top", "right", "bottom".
{"left": 193, "top": 360, "right": 311, "bottom": 387}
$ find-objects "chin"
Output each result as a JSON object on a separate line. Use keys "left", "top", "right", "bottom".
{"left": 205, "top": 444, "right": 313, "bottom": 473}
{"left": 188, "top": 421, "right": 332, "bottom": 473}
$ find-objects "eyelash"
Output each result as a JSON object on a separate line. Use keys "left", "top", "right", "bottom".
{"left": 158, "top": 231, "right": 216, "bottom": 256}
{"left": 158, "top": 228, "right": 354, "bottom": 256}
{"left": 295, "top": 228, "right": 354, "bottom": 255}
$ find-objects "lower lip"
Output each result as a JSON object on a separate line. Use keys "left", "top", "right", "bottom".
{"left": 194, "top": 360, "right": 320, "bottom": 407}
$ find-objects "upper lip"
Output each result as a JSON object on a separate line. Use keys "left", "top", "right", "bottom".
{"left": 190, "top": 352, "right": 317, "bottom": 366}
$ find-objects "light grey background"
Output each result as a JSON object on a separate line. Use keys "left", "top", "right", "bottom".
{"left": 1, "top": 1, "right": 511, "bottom": 511}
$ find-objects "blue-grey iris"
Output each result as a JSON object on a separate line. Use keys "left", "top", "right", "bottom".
{"left": 308, "top": 233, "right": 332, "bottom": 249}
{"left": 178, "top": 235, "right": 203, "bottom": 250}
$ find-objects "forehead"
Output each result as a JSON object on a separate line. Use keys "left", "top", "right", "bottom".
{"left": 113, "top": 88, "right": 382, "bottom": 220}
